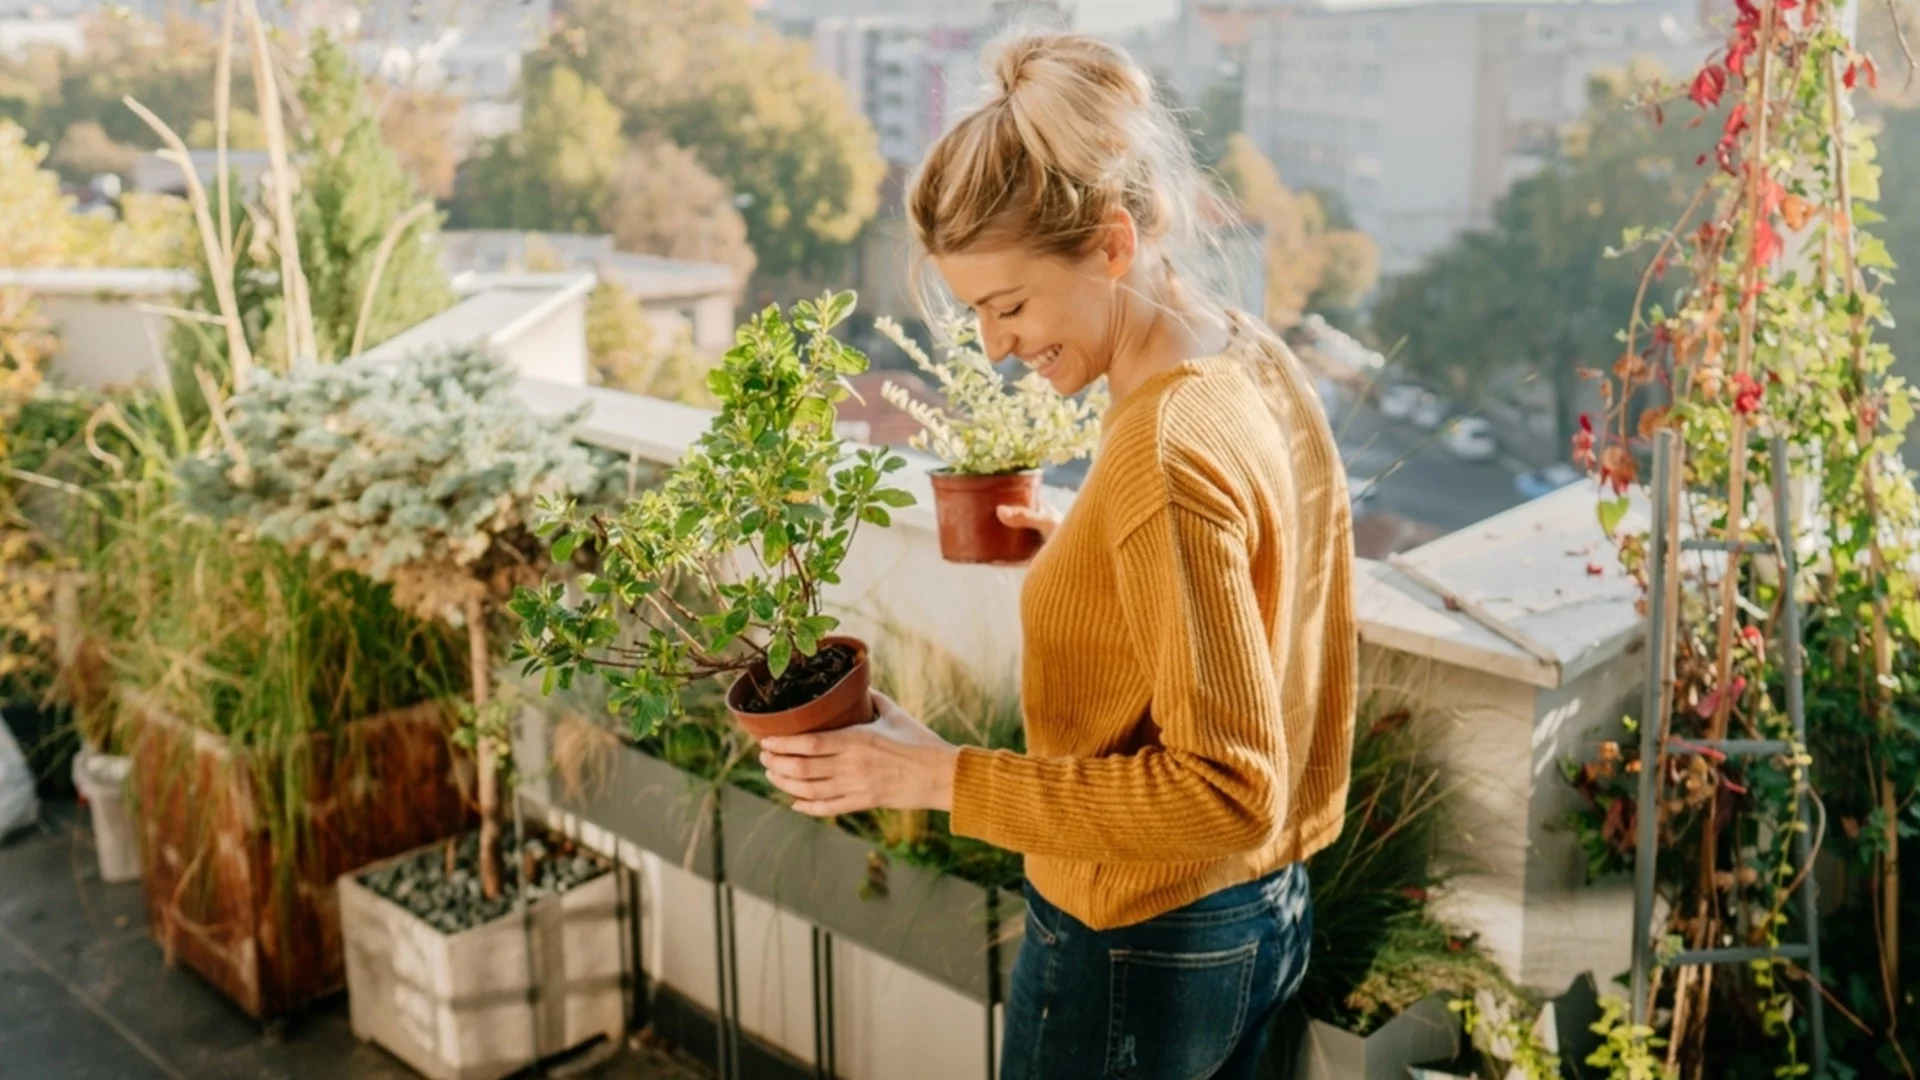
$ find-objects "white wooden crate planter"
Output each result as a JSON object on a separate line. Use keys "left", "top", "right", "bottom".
{"left": 339, "top": 839, "right": 626, "bottom": 1080}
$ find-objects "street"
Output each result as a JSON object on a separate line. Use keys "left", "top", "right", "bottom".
{"left": 1328, "top": 389, "right": 1535, "bottom": 534}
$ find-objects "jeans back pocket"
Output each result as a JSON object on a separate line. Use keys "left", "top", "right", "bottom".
{"left": 1104, "top": 940, "right": 1259, "bottom": 1080}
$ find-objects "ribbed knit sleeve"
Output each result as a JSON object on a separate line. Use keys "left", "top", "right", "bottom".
{"left": 950, "top": 502, "right": 1288, "bottom": 862}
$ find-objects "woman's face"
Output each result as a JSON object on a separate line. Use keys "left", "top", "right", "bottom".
{"left": 931, "top": 223, "right": 1136, "bottom": 397}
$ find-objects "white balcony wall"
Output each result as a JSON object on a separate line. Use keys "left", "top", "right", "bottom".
{"left": 1, "top": 269, "right": 196, "bottom": 390}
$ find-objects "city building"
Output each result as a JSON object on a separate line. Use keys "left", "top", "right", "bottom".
{"left": 438, "top": 230, "right": 739, "bottom": 353}
{"left": 805, "top": 2, "right": 1071, "bottom": 166}
{"left": 1122, "top": 0, "right": 1303, "bottom": 109}
{"left": 1242, "top": 0, "right": 1701, "bottom": 275}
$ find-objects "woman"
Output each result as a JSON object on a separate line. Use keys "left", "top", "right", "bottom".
{"left": 760, "top": 31, "right": 1357, "bottom": 1080}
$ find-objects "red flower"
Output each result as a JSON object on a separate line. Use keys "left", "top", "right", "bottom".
{"left": 1572, "top": 413, "right": 1597, "bottom": 469}
{"left": 1696, "top": 675, "right": 1750, "bottom": 718}
{"left": 1690, "top": 64, "right": 1728, "bottom": 110}
{"left": 1400, "top": 886, "right": 1429, "bottom": 902}
{"left": 1864, "top": 55, "right": 1882, "bottom": 90}
{"left": 1844, "top": 62, "right": 1858, "bottom": 90}
{"left": 1741, "top": 624, "right": 1766, "bottom": 662}
{"left": 1753, "top": 219, "right": 1783, "bottom": 267}
{"left": 1587, "top": 562, "right": 1607, "bottom": 576}
{"left": 1600, "top": 444, "right": 1638, "bottom": 495}
{"left": 1731, "top": 372, "right": 1765, "bottom": 415}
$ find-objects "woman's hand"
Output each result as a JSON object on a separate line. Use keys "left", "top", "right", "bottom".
{"left": 759, "top": 691, "right": 961, "bottom": 817}
{"left": 997, "top": 501, "right": 1063, "bottom": 542}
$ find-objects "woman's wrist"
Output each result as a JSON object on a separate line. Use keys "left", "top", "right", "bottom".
{"left": 922, "top": 743, "right": 962, "bottom": 813}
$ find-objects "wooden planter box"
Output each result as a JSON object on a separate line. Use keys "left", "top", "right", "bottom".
{"left": 721, "top": 785, "right": 1018, "bottom": 1004}
{"left": 130, "top": 701, "right": 469, "bottom": 1019}
{"left": 339, "top": 842, "right": 626, "bottom": 1080}
{"left": 1290, "top": 995, "right": 1461, "bottom": 1080}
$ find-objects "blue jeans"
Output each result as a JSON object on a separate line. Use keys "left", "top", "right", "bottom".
{"left": 1001, "top": 864, "right": 1312, "bottom": 1080}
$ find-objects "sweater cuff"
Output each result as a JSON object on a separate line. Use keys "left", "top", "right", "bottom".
{"left": 948, "top": 745, "right": 1001, "bottom": 842}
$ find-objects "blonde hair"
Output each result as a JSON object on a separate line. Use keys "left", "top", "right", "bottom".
{"left": 907, "top": 30, "right": 1237, "bottom": 318}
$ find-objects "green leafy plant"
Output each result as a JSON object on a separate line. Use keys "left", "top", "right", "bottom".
{"left": 1586, "top": 996, "right": 1676, "bottom": 1080}
{"left": 1297, "top": 687, "right": 1502, "bottom": 1035}
{"left": 1452, "top": 992, "right": 1563, "bottom": 1080}
{"left": 177, "top": 345, "right": 609, "bottom": 900}
{"left": 514, "top": 292, "right": 912, "bottom": 735}
{"left": 1567, "top": 0, "right": 1920, "bottom": 1073}
{"left": 877, "top": 316, "right": 1102, "bottom": 476}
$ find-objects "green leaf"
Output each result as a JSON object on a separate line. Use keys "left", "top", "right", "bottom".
{"left": 675, "top": 507, "right": 704, "bottom": 539}
{"left": 707, "top": 368, "right": 736, "bottom": 400}
{"left": 873, "top": 487, "right": 916, "bottom": 509}
{"left": 767, "top": 636, "right": 793, "bottom": 679}
{"left": 860, "top": 506, "right": 892, "bottom": 527}
{"left": 551, "top": 530, "right": 584, "bottom": 563}
{"left": 1597, "top": 496, "right": 1630, "bottom": 537}
{"left": 795, "top": 396, "right": 834, "bottom": 429}
{"left": 763, "top": 522, "right": 791, "bottom": 566}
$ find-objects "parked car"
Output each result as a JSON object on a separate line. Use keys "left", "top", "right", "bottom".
{"left": 1348, "top": 472, "right": 1380, "bottom": 515}
{"left": 1443, "top": 417, "right": 1498, "bottom": 461}
{"left": 1515, "top": 462, "right": 1583, "bottom": 499}
{"left": 1410, "top": 393, "right": 1447, "bottom": 431}
{"left": 1377, "top": 384, "right": 1423, "bottom": 420}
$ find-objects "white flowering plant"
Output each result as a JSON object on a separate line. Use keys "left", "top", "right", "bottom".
{"left": 877, "top": 317, "right": 1103, "bottom": 476}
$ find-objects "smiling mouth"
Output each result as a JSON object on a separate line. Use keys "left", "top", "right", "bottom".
{"left": 1023, "top": 345, "right": 1062, "bottom": 376}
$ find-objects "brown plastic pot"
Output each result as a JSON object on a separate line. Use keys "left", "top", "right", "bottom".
{"left": 930, "top": 469, "right": 1044, "bottom": 565}
{"left": 726, "top": 635, "right": 874, "bottom": 740}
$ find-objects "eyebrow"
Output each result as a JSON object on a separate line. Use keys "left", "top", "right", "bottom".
{"left": 972, "top": 286, "right": 1020, "bottom": 308}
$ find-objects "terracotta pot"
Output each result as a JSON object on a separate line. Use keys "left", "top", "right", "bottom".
{"left": 930, "top": 469, "right": 1044, "bottom": 565}
{"left": 726, "top": 635, "right": 874, "bottom": 739}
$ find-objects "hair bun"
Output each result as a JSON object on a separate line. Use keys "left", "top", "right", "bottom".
{"left": 990, "top": 33, "right": 1150, "bottom": 110}
{"left": 993, "top": 36, "right": 1044, "bottom": 97}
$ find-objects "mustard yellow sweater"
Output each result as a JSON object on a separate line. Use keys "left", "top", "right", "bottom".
{"left": 950, "top": 316, "right": 1358, "bottom": 930}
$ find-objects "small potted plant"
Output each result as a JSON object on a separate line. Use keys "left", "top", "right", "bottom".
{"left": 514, "top": 292, "right": 915, "bottom": 741}
{"left": 877, "top": 316, "right": 1101, "bottom": 565}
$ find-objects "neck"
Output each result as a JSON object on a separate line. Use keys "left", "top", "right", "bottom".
{"left": 1103, "top": 279, "right": 1228, "bottom": 407}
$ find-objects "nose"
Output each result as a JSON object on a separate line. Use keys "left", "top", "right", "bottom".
{"left": 980, "top": 320, "right": 1018, "bottom": 363}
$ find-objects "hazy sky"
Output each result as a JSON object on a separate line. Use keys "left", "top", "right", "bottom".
{"left": 1075, "top": 0, "right": 1180, "bottom": 33}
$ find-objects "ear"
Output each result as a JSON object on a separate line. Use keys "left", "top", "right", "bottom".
{"left": 1100, "top": 207, "right": 1138, "bottom": 282}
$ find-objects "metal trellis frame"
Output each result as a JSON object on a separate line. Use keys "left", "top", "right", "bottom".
{"left": 1631, "top": 430, "right": 1827, "bottom": 1075}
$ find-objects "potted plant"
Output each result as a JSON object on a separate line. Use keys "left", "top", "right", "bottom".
{"left": 1275, "top": 697, "right": 1506, "bottom": 1080}
{"left": 179, "top": 344, "right": 625, "bottom": 1064}
{"left": 513, "top": 292, "right": 915, "bottom": 741}
{"left": 876, "top": 316, "right": 1101, "bottom": 564}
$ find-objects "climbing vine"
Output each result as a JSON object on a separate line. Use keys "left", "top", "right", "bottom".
{"left": 1575, "top": 0, "right": 1920, "bottom": 1075}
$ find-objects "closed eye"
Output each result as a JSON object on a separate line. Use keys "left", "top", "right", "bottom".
{"left": 997, "top": 302, "right": 1024, "bottom": 319}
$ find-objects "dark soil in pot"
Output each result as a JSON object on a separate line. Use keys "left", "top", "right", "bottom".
{"left": 726, "top": 635, "right": 873, "bottom": 739}
{"left": 356, "top": 826, "right": 611, "bottom": 935}
{"left": 930, "top": 469, "right": 1043, "bottom": 565}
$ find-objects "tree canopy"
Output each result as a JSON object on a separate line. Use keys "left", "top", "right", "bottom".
{"left": 527, "top": 0, "right": 885, "bottom": 282}
{"left": 1214, "top": 134, "right": 1381, "bottom": 326}
{"left": 1371, "top": 64, "right": 1703, "bottom": 442}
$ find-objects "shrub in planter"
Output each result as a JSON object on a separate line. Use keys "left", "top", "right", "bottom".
{"left": 514, "top": 292, "right": 914, "bottom": 741}
{"left": 103, "top": 520, "right": 468, "bottom": 1018}
{"left": 877, "top": 316, "right": 1101, "bottom": 564}
{"left": 1283, "top": 696, "right": 1512, "bottom": 1080}
{"left": 179, "top": 344, "right": 609, "bottom": 917}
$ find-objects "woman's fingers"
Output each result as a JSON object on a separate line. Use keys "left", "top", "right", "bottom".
{"left": 995, "top": 502, "right": 1060, "bottom": 538}
{"left": 791, "top": 795, "right": 869, "bottom": 818}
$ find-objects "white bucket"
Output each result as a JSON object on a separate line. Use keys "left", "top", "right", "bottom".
{"left": 72, "top": 750, "right": 140, "bottom": 883}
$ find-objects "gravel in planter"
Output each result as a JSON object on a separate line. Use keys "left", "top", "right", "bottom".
{"left": 356, "top": 827, "right": 611, "bottom": 935}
